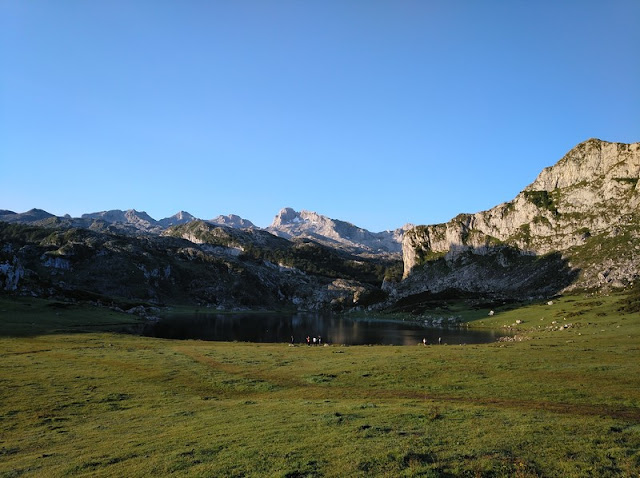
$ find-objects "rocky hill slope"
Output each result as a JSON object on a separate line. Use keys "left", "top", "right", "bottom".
{"left": 398, "top": 139, "right": 639, "bottom": 304}
{"left": 0, "top": 219, "right": 396, "bottom": 311}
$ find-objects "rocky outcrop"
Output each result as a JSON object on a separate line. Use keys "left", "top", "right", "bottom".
{"left": 208, "top": 214, "right": 256, "bottom": 229}
{"left": 268, "top": 207, "right": 411, "bottom": 256}
{"left": 401, "top": 139, "right": 640, "bottom": 296}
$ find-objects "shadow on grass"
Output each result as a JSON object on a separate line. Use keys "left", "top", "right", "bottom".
{"left": 0, "top": 296, "right": 147, "bottom": 337}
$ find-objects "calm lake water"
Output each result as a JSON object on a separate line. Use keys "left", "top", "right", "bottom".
{"left": 143, "top": 312, "right": 505, "bottom": 346}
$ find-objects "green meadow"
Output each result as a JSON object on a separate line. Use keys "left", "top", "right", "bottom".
{"left": 0, "top": 293, "right": 638, "bottom": 477}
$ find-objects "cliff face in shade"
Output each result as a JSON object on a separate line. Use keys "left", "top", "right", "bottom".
{"left": 400, "top": 139, "right": 640, "bottom": 298}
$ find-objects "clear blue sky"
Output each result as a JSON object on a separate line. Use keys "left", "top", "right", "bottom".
{"left": 1, "top": 1, "right": 638, "bottom": 231}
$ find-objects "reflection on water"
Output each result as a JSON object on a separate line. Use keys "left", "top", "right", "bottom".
{"left": 143, "top": 312, "right": 504, "bottom": 345}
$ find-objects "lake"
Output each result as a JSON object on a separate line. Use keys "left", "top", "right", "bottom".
{"left": 143, "top": 312, "right": 506, "bottom": 345}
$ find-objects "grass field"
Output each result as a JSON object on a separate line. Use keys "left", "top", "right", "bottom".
{"left": 1, "top": 293, "right": 639, "bottom": 477}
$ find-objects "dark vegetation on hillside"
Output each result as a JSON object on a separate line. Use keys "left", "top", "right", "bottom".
{"left": 524, "top": 190, "right": 559, "bottom": 216}
{"left": 165, "top": 221, "right": 396, "bottom": 285}
{"left": 0, "top": 221, "right": 400, "bottom": 309}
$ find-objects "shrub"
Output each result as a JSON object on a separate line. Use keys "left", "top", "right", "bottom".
{"left": 524, "top": 190, "right": 558, "bottom": 216}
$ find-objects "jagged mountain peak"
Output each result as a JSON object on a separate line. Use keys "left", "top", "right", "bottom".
{"left": 271, "top": 207, "right": 305, "bottom": 227}
{"left": 174, "top": 210, "right": 194, "bottom": 219}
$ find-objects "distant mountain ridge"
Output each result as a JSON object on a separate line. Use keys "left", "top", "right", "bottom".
{"left": 0, "top": 207, "right": 401, "bottom": 256}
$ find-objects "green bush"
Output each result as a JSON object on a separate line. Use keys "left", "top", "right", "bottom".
{"left": 524, "top": 190, "right": 558, "bottom": 215}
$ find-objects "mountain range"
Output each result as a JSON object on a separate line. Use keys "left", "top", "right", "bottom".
{"left": 0, "top": 207, "right": 406, "bottom": 256}
{"left": 1, "top": 138, "right": 638, "bottom": 312}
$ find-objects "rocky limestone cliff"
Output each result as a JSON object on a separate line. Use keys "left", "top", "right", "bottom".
{"left": 401, "top": 139, "right": 639, "bottom": 296}
{"left": 268, "top": 207, "right": 411, "bottom": 256}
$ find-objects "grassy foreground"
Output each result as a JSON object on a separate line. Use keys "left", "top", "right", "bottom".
{"left": 0, "top": 294, "right": 639, "bottom": 477}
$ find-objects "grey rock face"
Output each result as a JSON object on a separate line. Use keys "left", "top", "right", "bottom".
{"left": 0, "top": 260, "right": 24, "bottom": 291}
